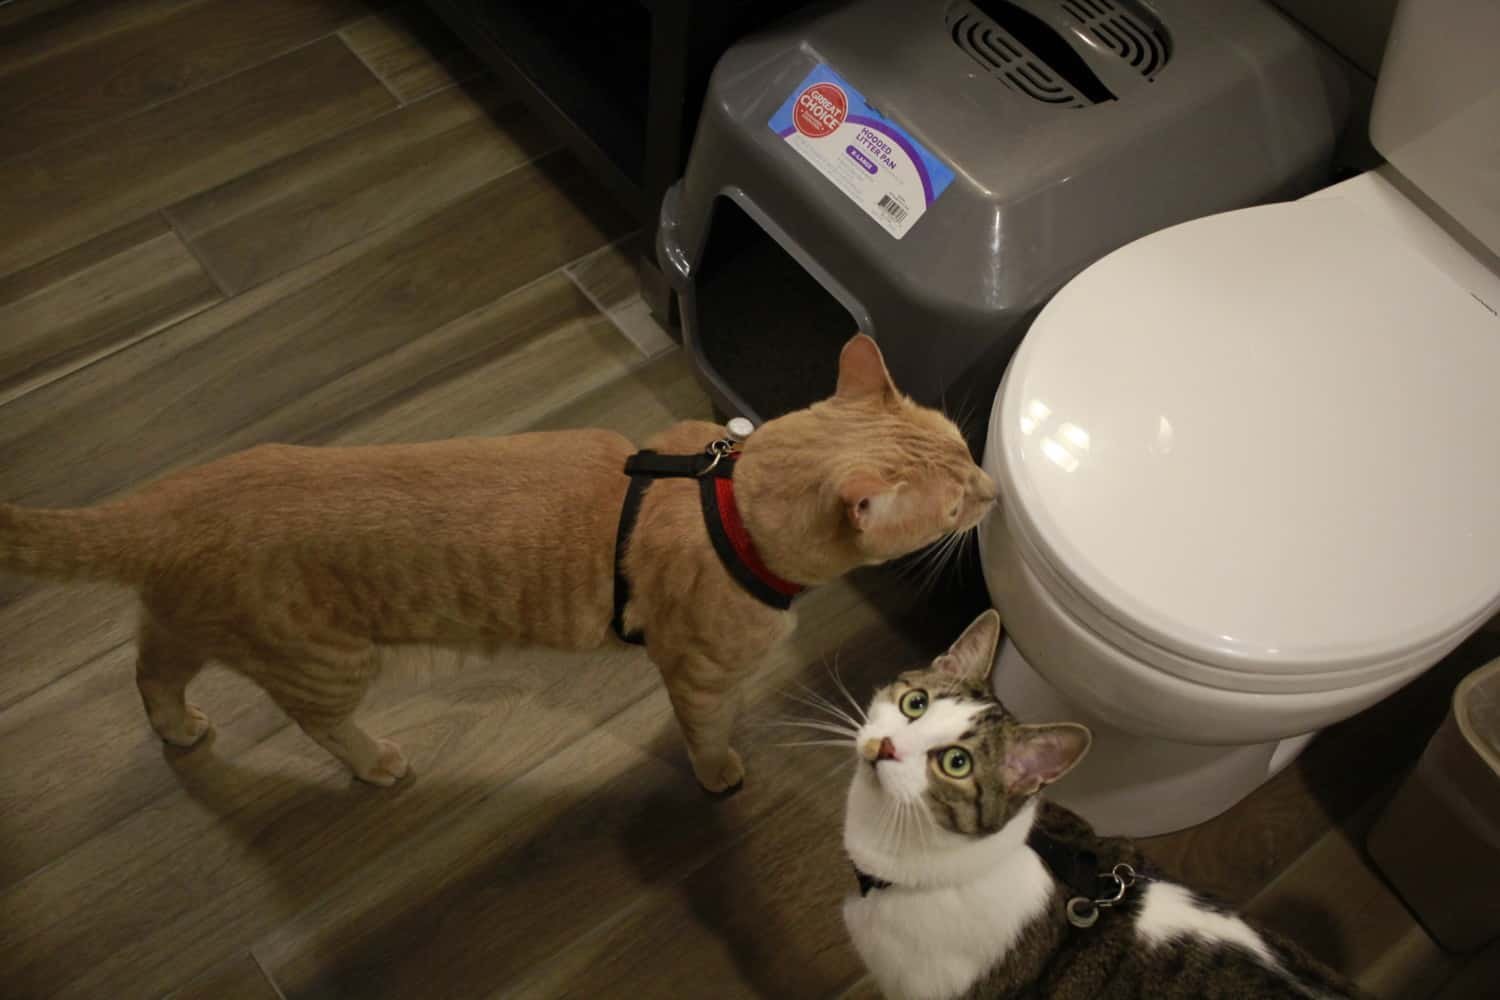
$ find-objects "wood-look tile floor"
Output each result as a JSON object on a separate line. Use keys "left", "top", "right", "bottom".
{"left": 0, "top": 2, "right": 1494, "bottom": 997}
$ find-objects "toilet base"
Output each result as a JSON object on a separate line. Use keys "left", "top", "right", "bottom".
{"left": 994, "top": 639, "right": 1316, "bottom": 837}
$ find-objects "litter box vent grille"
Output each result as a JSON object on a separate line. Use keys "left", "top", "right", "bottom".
{"left": 1060, "top": 0, "right": 1172, "bottom": 79}
{"left": 949, "top": 1, "right": 1116, "bottom": 107}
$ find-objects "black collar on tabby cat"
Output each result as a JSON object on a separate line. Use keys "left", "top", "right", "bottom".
{"left": 612, "top": 447, "right": 806, "bottom": 645}
{"left": 853, "top": 827, "right": 1107, "bottom": 905}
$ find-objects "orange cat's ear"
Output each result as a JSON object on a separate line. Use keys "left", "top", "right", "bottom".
{"left": 838, "top": 471, "right": 894, "bottom": 532}
{"left": 835, "top": 333, "right": 897, "bottom": 403}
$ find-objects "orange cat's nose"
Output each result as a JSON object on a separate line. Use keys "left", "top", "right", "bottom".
{"left": 974, "top": 472, "right": 998, "bottom": 503}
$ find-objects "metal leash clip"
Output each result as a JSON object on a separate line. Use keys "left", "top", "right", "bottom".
{"left": 1065, "top": 863, "right": 1152, "bottom": 929}
{"left": 697, "top": 438, "right": 736, "bottom": 477}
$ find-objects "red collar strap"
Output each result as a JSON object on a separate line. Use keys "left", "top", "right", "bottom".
{"left": 705, "top": 472, "right": 805, "bottom": 604}
{"left": 613, "top": 448, "right": 806, "bottom": 645}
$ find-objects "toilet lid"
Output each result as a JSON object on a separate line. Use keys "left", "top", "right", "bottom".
{"left": 997, "top": 197, "right": 1500, "bottom": 680}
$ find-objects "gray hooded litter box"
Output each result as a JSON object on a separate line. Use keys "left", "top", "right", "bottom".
{"left": 657, "top": 0, "right": 1349, "bottom": 432}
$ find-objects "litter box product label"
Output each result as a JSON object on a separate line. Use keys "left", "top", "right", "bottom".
{"left": 769, "top": 64, "right": 954, "bottom": 239}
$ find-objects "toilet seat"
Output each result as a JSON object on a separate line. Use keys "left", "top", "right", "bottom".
{"left": 993, "top": 195, "right": 1500, "bottom": 696}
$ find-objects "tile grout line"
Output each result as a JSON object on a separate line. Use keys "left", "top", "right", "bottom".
{"left": 0, "top": 634, "right": 136, "bottom": 720}
{"left": 336, "top": 23, "right": 405, "bottom": 106}
{"left": 561, "top": 245, "right": 669, "bottom": 360}
{"left": 159, "top": 208, "right": 235, "bottom": 299}
{"left": 560, "top": 232, "right": 681, "bottom": 360}
{"left": 250, "top": 947, "right": 290, "bottom": 1000}
{"left": 0, "top": 294, "right": 219, "bottom": 412}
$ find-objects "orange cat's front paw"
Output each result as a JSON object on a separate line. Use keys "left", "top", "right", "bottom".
{"left": 356, "top": 739, "right": 410, "bottom": 787}
{"left": 696, "top": 749, "right": 745, "bottom": 797}
{"left": 157, "top": 704, "right": 212, "bottom": 748}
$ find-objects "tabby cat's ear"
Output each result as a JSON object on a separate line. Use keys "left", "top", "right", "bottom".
{"left": 1002, "top": 724, "right": 1092, "bottom": 796}
{"left": 933, "top": 609, "right": 1002, "bottom": 683}
{"left": 835, "top": 333, "right": 898, "bottom": 403}
{"left": 838, "top": 471, "right": 895, "bottom": 532}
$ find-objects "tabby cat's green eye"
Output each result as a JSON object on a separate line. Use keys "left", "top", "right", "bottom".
{"left": 898, "top": 689, "right": 929, "bottom": 719}
{"left": 938, "top": 746, "right": 972, "bottom": 778}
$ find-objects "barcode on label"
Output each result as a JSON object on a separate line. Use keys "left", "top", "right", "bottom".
{"left": 877, "top": 194, "right": 908, "bottom": 223}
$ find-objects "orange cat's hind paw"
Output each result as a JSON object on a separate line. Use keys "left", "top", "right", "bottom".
{"left": 157, "top": 704, "right": 212, "bottom": 748}
{"left": 357, "top": 739, "right": 410, "bottom": 787}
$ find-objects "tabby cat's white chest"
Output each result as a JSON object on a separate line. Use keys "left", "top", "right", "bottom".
{"left": 842, "top": 850, "right": 1053, "bottom": 1000}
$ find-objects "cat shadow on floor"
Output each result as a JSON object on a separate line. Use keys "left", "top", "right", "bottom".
{"left": 160, "top": 733, "right": 754, "bottom": 996}
{"left": 610, "top": 620, "right": 952, "bottom": 998}
{"left": 617, "top": 777, "right": 860, "bottom": 1000}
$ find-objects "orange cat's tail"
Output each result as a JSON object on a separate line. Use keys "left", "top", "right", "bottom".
{"left": 0, "top": 503, "right": 147, "bottom": 584}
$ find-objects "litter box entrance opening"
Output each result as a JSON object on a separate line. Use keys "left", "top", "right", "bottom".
{"left": 694, "top": 196, "right": 859, "bottom": 421}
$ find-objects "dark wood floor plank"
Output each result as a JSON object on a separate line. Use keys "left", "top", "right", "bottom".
{"left": 0, "top": 612, "right": 663, "bottom": 999}
{"left": 503, "top": 759, "right": 863, "bottom": 1000}
{"left": 0, "top": 36, "right": 395, "bottom": 280}
{"left": 166, "top": 951, "right": 284, "bottom": 1000}
{"left": 1433, "top": 940, "right": 1500, "bottom": 1000}
{"left": 0, "top": 0, "right": 375, "bottom": 158}
{"left": 0, "top": 153, "right": 632, "bottom": 511}
{"left": 340, "top": 1, "right": 483, "bottom": 104}
{"left": 1245, "top": 814, "right": 1457, "bottom": 998}
{"left": 329, "top": 276, "right": 642, "bottom": 446}
{"left": 0, "top": 581, "right": 136, "bottom": 712}
{"left": 528, "top": 345, "right": 714, "bottom": 440}
{"left": 1136, "top": 627, "right": 1500, "bottom": 904}
{"left": 166, "top": 79, "right": 555, "bottom": 294}
{"left": 0, "top": 0, "right": 188, "bottom": 55}
{"left": 0, "top": 215, "right": 220, "bottom": 405}
{"left": 0, "top": 648, "right": 289, "bottom": 889}
{"left": 254, "top": 701, "right": 689, "bottom": 999}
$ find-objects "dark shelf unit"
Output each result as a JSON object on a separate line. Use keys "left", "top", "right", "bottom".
{"left": 425, "top": 0, "right": 812, "bottom": 325}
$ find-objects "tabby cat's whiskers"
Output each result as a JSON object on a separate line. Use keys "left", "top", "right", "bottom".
{"left": 828, "top": 654, "right": 868, "bottom": 724}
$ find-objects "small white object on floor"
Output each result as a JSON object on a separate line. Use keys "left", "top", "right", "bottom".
{"left": 726, "top": 417, "right": 755, "bottom": 442}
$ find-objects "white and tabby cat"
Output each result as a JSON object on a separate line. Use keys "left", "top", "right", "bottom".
{"left": 841, "top": 610, "right": 1364, "bottom": 1000}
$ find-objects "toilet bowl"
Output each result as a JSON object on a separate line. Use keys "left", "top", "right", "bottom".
{"left": 979, "top": 165, "right": 1500, "bottom": 836}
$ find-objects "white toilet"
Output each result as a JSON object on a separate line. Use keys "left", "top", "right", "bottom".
{"left": 979, "top": 0, "right": 1500, "bottom": 837}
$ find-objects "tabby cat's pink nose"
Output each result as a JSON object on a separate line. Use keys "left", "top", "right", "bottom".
{"left": 877, "top": 737, "right": 898, "bottom": 762}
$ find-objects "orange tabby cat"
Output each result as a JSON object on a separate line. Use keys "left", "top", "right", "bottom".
{"left": 0, "top": 335, "right": 994, "bottom": 792}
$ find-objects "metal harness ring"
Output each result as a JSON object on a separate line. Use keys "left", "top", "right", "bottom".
{"left": 697, "top": 439, "right": 735, "bottom": 477}
{"left": 1065, "top": 862, "right": 1151, "bottom": 929}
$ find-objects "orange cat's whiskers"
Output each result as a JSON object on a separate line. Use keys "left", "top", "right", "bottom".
{"left": 906, "top": 529, "right": 963, "bottom": 595}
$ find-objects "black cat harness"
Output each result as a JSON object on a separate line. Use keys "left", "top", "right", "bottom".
{"left": 612, "top": 427, "right": 804, "bottom": 645}
{"left": 853, "top": 827, "right": 1154, "bottom": 929}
